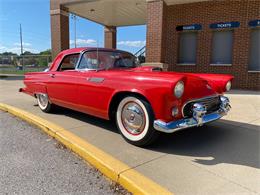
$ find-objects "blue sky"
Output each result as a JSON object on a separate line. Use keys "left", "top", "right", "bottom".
{"left": 0, "top": 0, "right": 146, "bottom": 55}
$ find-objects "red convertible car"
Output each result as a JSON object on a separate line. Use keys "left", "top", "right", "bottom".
{"left": 20, "top": 47, "right": 233, "bottom": 146}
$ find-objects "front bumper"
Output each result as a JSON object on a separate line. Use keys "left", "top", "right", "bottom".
{"left": 154, "top": 96, "right": 231, "bottom": 133}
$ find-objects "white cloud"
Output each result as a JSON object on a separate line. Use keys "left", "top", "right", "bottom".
{"left": 14, "top": 42, "right": 32, "bottom": 47}
{"left": 70, "top": 39, "right": 97, "bottom": 46}
{"left": 117, "top": 41, "right": 146, "bottom": 48}
{"left": 0, "top": 44, "right": 8, "bottom": 53}
{"left": 0, "top": 42, "right": 40, "bottom": 54}
{"left": 0, "top": 45, "right": 7, "bottom": 51}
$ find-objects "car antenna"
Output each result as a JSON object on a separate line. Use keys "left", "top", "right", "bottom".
{"left": 96, "top": 39, "right": 99, "bottom": 72}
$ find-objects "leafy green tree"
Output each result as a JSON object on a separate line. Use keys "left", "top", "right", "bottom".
{"left": 37, "top": 49, "right": 52, "bottom": 67}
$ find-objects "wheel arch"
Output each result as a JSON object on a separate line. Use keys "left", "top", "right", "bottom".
{"left": 33, "top": 84, "right": 48, "bottom": 98}
{"left": 108, "top": 91, "right": 153, "bottom": 120}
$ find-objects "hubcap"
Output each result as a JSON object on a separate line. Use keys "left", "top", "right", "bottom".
{"left": 38, "top": 94, "right": 48, "bottom": 108}
{"left": 121, "top": 102, "right": 145, "bottom": 135}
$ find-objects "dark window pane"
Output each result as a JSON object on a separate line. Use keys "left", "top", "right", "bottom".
{"left": 249, "top": 28, "right": 260, "bottom": 71}
{"left": 178, "top": 32, "right": 197, "bottom": 64}
{"left": 78, "top": 50, "right": 138, "bottom": 70}
{"left": 211, "top": 31, "right": 233, "bottom": 64}
{"left": 59, "top": 54, "right": 79, "bottom": 71}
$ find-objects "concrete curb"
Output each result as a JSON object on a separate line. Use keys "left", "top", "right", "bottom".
{"left": 0, "top": 103, "right": 172, "bottom": 195}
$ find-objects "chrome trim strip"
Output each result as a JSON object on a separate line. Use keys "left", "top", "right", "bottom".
{"left": 75, "top": 49, "right": 88, "bottom": 71}
{"left": 88, "top": 77, "right": 105, "bottom": 83}
{"left": 181, "top": 95, "right": 219, "bottom": 117}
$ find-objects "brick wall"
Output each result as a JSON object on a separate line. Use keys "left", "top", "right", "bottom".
{"left": 146, "top": 0, "right": 167, "bottom": 63}
{"left": 50, "top": 4, "right": 69, "bottom": 59}
{"left": 104, "top": 26, "right": 117, "bottom": 49}
{"left": 147, "top": 0, "right": 259, "bottom": 90}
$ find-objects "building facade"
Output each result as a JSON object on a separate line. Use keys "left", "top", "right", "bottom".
{"left": 50, "top": 0, "right": 260, "bottom": 90}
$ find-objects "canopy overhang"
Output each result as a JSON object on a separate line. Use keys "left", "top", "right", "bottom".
{"left": 62, "top": 0, "right": 210, "bottom": 27}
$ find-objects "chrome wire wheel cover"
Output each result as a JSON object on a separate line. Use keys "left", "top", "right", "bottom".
{"left": 117, "top": 97, "right": 150, "bottom": 142}
{"left": 37, "top": 94, "right": 49, "bottom": 110}
{"left": 121, "top": 102, "right": 145, "bottom": 135}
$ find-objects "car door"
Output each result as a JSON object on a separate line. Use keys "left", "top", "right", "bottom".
{"left": 47, "top": 53, "right": 81, "bottom": 110}
{"left": 76, "top": 50, "right": 114, "bottom": 119}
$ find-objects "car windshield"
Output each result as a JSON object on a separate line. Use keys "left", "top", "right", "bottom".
{"left": 77, "top": 50, "right": 140, "bottom": 70}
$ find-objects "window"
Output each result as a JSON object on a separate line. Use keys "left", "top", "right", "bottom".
{"left": 211, "top": 30, "right": 233, "bottom": 65}
{"left": 249, "top": 28, "right": 260, "bottom": 71}
{"left": 78, "top": 50, "right": 139, "bottom": 70}
{"left": 178, "top": 32, "right": 197, "bottom": 64}
{"left": 58, "top": 54, "right": 79, "bottom": 71}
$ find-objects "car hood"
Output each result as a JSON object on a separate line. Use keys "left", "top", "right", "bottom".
{"left": 108, "top": 67, "right": 218, "bottom": 101}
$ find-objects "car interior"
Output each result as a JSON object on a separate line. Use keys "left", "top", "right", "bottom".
{"left": 58, "top": 54, "right": 80, "bottom": 71}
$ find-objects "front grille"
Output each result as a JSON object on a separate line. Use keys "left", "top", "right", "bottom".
{"left": 182, "top": 96, "right": 221, "bottom": 118}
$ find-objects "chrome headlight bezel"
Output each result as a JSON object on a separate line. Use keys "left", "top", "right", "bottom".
{"left": 226, "top": 81, "right": 232, "bottom": 91}
{"left": 174, "top": 81, "right": 184, "bottom": 99}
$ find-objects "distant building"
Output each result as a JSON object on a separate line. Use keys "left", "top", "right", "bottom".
{"left": 50, "top": 0, "right": 260, "bottom": 90}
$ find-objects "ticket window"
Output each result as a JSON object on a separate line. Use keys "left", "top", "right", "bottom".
{"left": 178, "top": 32, "right": 197, "bottom": 65}
{"left": 211, "top": 30, "right": 233, "bottom": 65}
{"left": 249, "top": 28, "right": 260, "bottom": 71}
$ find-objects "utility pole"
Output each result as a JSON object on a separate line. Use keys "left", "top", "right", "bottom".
{"left": 20, "top": 24, "right": 24, "bottom": 70}
{"left": 71, "top": 14, "right": 77, "bottom": 48}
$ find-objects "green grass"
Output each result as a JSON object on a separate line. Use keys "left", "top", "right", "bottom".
{"left": 0, "top": 68, "right": 47, "bottom": 75}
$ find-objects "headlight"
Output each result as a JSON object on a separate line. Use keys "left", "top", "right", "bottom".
{"left": 226, "top": 81, "right": 232, "bottom": 91}
{"left": 174, "top": 81, "right": 184, "bottom": 98}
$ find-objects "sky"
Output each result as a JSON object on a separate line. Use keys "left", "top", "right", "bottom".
{"left": 0, "top": 0, "right": 146, "bottom": 55}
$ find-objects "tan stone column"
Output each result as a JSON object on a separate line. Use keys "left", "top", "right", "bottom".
{"left": 104, "top": 26, "right": 117, "bottom": 49}
{"left": 50, "top": 5, "right": 70, "bottom": 59}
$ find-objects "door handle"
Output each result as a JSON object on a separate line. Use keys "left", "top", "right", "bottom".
{"left": 49, "top": 74, "right": 55, "bottom": 78}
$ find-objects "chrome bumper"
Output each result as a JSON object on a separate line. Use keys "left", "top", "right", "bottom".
{"left": 154, "top": 96, "right": 231, "bottom": 133}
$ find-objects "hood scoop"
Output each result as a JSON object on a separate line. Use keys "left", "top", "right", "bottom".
{"left": 152, "top": 67, "right": 163, "bottom": 72}
{"left": 134, "top": 66, "right": 163, "bottom": 72}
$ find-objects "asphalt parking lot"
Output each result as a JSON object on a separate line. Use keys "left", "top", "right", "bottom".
{"left": 0, "top": 111, "right": 129, "bottom": 195}
{"left": 0, "top": 79, "right": 259, "bottom": 195}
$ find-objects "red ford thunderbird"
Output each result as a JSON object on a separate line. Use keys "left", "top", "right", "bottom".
{"left": 20, "top": 48, "right": 233, "bottom": 146}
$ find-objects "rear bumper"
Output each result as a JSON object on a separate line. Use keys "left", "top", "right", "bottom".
{"left": 154, "top": 96, "right": 231, "bottom": 133}
{"left": 19, "top": 87, "right": 34, "bottom": 96}
{"left": 19, "top": 88, "right": 25, "bottom": 92}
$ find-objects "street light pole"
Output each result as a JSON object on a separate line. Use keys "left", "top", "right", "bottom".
{"left": 20, "top": 24, "right": 24, "bottom": 70}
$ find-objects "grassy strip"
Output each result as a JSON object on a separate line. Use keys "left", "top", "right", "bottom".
{"left": 0, "top": 69, "right": 45, "bottom": 75}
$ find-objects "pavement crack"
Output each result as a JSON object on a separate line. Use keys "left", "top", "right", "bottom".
{"left": 118, "top": 153, "right": 168, "bottom": 175}
{"left": 68, "top": 124, "right": 91, "bottom": 130}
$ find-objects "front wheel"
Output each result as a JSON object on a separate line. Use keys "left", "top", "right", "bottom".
{"left": 36, "top": 93, "right": 53, "bottom": 113}
{"left": 116, "top": 96, "right": 159, "bottom": 146}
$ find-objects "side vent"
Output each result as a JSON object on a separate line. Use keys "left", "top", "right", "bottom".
{"left": 152, "top": 67, "right": 163, "bottom": 72}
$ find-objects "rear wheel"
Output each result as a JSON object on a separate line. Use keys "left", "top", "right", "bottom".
{"left": 36, "top": 94, "right": 53, "bottom": 113}
{"left": 116, "top": 96, "right": 159, "bottom": 146}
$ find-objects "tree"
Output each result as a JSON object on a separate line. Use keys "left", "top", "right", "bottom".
{"left": 39, "top": 49, "right": 52, "bottom": 56}
{"left": 37, "top": 49, "right": 52, "bottom": 67}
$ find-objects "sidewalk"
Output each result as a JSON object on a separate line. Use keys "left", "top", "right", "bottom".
{"left": 1, "top": 80, "right": 259, "bottom": 195}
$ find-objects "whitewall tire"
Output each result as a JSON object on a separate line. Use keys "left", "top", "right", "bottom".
{"left": 36, "top": 94, "right": 53, "bottom": 113}
{"left": 116, "top": 96, "right": 159, "bottom": 146}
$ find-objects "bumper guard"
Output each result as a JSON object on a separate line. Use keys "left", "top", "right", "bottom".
{"left": 154, "top": 96, "right": 231, "bottom": 133}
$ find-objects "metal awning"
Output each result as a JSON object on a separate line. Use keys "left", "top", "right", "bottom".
{"left": 63, "top": 0, "right": 209, "bottom": 27}
{"left": 64, "top": 0, "right": 147, "bottom": 27}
